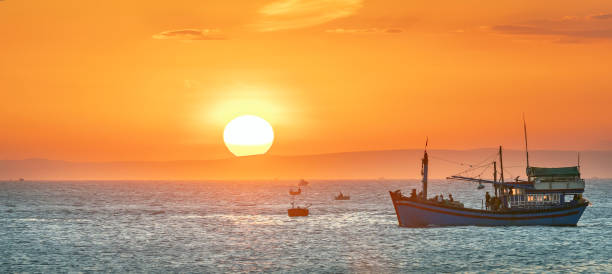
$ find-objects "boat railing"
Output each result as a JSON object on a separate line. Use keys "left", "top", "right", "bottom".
{"left": 509, "top": 193, "right": 563, "bottom": 208}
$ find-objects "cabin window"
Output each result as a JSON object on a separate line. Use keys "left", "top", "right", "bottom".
{"left": 511, "top": 189, "right": 524, "bottom": 195}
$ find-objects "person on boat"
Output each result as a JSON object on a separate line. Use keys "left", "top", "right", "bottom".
{"left": 410, "top": 189, "right": 417, "bottom": 199}
{"left": 492, "top": 197, "right": 501, "bottom": 211}
{"left": 439, "top": 194, "right": 444, "bottom": 202}
{"left": 449, "top": 194, "right": 454, "bottom": 202}
{"left": 485, "top": 192, "right": 491, "bottom": 210}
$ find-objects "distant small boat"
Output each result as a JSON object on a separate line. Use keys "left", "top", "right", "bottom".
{"left": 477, "top": 181, "right": 485, "bottom": 189}
{"left": 19, "top": 178, "right": 24, "bottom": 182}
{"left": 289, "top": 187, "right": 301, "bottom": 195}
{"left": 288, "top": 201, "right": 309, "bottom": 217}
{"left": 298, "top": 179, "right": 309, "bottom": 186}
{"left": 334, "top": 192, "right": 350, "bottom": 200}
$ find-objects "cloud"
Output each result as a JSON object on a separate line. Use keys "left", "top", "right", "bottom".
{"left": 325, "top": 27, "right": 403, "bottom": 34}
{"left": 152, "top": 29, "right": 226, "bottom": 41}
{"left": 491, "top": 13, "right": 612, "bottom": 42}
{"left": 492, "top": 25, "right": 552, "bottom": 35}
{"left": 590, "top": 13, "right": 612, "bottom": 20}
{"left": 254, "top": 0, "right": 363, "bottom": 32}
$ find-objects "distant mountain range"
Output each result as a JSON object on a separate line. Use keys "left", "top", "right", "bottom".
{"left": 1, "top": 149, "right": 611, "bottom": 180}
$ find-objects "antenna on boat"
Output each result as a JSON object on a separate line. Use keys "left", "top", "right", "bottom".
{"left": 499, "top": 146, "right": 504, "bottom": 183}
{"left": 577, "top": 152, "right": 581, "bottom": 171}
{"left": 523, "top": 113, "right": 530, "bottom": 168}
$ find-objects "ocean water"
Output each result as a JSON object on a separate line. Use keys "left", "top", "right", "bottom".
{"left": 1, "top": 179, "right": 611, "bottom": 273}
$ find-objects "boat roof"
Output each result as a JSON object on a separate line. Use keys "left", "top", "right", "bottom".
{"left": 527, "top": 166, "right": 580, "bottom": 177}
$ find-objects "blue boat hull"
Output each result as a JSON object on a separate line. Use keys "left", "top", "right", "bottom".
{"left": 390, "top": 193, "right": 588, "bottom": 227}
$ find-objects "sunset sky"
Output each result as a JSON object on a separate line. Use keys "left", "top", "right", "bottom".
{"left": 2, "top": 0, "right": 612, "bottom": 162}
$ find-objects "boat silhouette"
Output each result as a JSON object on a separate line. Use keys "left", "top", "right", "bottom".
{"left": 334, "top": 192, "right": 350, "bottom": 200}
{"left": 289, "top": 187, "right": 301, "bottom": 195}
{"left": 288, "top": 201, "right": 309, "bottom": 217}
{"left": 390, "top": 122, "right": 589, "bottom": 227}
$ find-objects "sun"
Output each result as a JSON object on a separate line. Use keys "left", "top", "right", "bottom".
{"left": 223, "top": 115, "right": 274, "bottom": 157}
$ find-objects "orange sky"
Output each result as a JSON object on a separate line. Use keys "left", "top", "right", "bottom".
{"left": 1, "top": 0, "right": 612, "bottom": 161}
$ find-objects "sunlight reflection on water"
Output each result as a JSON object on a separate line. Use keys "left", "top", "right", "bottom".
{"left": 1, "top": 179, "right": 611, "bottom": 272}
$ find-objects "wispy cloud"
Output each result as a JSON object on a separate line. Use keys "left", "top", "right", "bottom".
{"left": 491, "top": 13, "right": 612, "bottom": 42}
{"left": 152, "top": 29, "right": 226, "bottom": 41}
{"left": 589, "top": 13, "right": 612, "bottom": 20}
{"left": 325, "top": 27, "right": 403, "bottom": 34}
{"left": 254, "top": 0, "right": 363, "bottom": 32}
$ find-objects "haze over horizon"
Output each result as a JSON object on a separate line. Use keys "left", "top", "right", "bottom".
{"left": 3, "top": 148, "right": 612, "bottom": 180}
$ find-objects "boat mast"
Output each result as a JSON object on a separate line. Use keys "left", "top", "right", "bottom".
{"left": 523, "top": 114, "right": 530, "bottom": 169}
{"left": 496, "top": 146, "right": 504, "bottom": 197}
{"left": 493, "top": 161, "right": 497, "bottom": 183}
{"left": 421, "top": 138, "right": 429, "bottom": 199}
{"left": 493, "top": 160, "right": 498, "bottom": 197}
{"left": 499, "top": 146, "right": 504, "bottom": 183}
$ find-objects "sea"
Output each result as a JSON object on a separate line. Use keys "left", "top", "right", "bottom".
{"left": 1, "top": 179, "right": 611, "bottom": 273}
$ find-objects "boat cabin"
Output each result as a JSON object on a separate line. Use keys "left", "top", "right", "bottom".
{"left": 507, "top": 166, "right": 585, "bottom": 209}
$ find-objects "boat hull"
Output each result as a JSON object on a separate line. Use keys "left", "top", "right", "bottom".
{"left": 288, "top": 208, "right": 309, "bottom": 217}
{"left": 390, "top": 192, "right": 587, "bottom": 227}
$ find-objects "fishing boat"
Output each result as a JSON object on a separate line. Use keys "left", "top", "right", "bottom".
{"left": 288, "top": 180, "right": 310, "bottom": 217}
{"left": 288, "top": 201, "right": 309, "bottom": 217}
{"left": 289, "top": 187, "right": 301, "bottom": 195}
{"left": 334, "top": 192, "right": 350, "bottom": 200}
{"left": 389, "top": 122, "right": 589, "bottom": 227}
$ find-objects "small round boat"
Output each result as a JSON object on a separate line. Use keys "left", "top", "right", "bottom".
{"left": 288, "top": 207, "right": 309, "bottom": 217}
{"left": 289, "top": 187, "right": 301, "bottom": 195}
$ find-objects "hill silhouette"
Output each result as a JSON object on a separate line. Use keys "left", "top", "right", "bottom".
{"left": 1, "top": 149, "right": 610, "bottom": 180}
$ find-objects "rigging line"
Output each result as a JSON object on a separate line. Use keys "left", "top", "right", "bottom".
{"left": 452, "top": 152, "right": 499, "bottom": 177}
{"left": 431, "top": 150, "right": 498, "bottom": 169}
{"left": 455, "top": 162, "right": 492, "bottom": 175}
{"left": 477, "top": 151, "right": 498, "bottom": 163}
{"left": 454, "top": 163, "right": 489, "bottom": 174}
{"left": 475, "top": 164, "right": 492, "bottom": 178}
{"left": 502, "top": 167, "right": 516, "bottom": 181}
{"left": 452, "top": 162, "right": 493, "bottom": 177}
{"left": 429, "top": 155, "right": 473, "bottom": 167}
{"left": 474, "top": 152, "right": 500, "bottom": 167}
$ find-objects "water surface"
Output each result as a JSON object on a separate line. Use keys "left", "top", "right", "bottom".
{"left": 1, "top": 179, "right": 611, "bottom": 272}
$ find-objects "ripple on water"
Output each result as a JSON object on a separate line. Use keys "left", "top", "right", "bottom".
{"left": 1, "top": 179, "right": 611, "bottom": 272}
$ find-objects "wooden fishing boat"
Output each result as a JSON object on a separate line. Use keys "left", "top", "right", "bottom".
{"left": 289, "top": 187, "right": 301, "bottom": 195}
{"left": 390, "top": 121, "right": 589, "bottom": 227}
{"left": 288, "top": 201, "right": 309, "bottom": 217}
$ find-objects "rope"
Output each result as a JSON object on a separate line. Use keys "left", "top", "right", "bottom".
{"left": 429, "top": 155, "right": 473, "bottom": 167}
{"left": 503, "top": 167, "right": 516, "bottom": 181}
{"left": 476, "top": 164, "right": 492, "bottom": 178}
{"left": 452, "top": 162, "right": 492, "bottom": 177}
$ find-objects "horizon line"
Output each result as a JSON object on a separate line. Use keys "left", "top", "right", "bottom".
{"left": 2, "top": 147, "right": 611, "bottom": 163}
